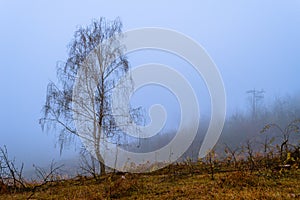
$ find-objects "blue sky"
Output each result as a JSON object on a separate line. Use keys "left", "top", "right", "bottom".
{"left": 0, "top": 1, "right": 299, "bottom": 168}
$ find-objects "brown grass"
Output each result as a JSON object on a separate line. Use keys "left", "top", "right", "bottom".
{"left": 1, "top": 164, "right": 299, "bottom": 200}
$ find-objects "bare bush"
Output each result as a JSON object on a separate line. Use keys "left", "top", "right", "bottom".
{"left": 0, "top": 146, "right": 27, "bottom": 190}
{"left": 261, "top": 119, "right": 300, "bottom": 162}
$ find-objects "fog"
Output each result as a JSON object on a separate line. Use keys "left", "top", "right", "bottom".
{"left": 0, "top": 1, "right": 299, "bottom": 175}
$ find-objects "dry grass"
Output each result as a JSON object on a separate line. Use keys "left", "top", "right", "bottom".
{"left": 1, "top": 164, "right": 299, "bottom": 200}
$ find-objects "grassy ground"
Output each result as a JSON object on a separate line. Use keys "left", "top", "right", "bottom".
{"left": 1, "top": 164, "right": 300, "bottom": 200}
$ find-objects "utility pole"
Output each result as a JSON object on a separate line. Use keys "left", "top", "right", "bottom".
{"left": 246, "top": 89, "right": 265, "bottom": 120}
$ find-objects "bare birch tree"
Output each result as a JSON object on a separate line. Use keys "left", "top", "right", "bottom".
{"left": 40, "top": 17, "right": 136, "bottom": 175}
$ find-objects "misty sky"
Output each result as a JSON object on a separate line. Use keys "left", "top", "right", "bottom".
{"left": 0, "top": 1, "right": 299, "bottom": 168}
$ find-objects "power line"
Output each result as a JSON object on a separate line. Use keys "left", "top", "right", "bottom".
{"left": 246, "top": 89, "right": 265, "bottom": 119}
